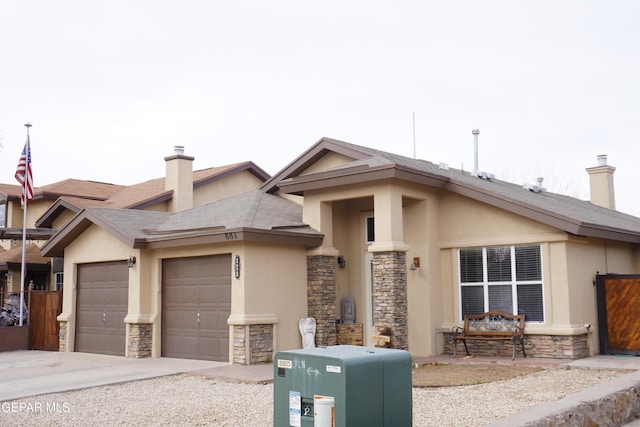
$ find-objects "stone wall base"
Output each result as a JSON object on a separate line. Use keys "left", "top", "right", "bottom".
{"left": 336, "top": 323, "right": 363, "bottom": 346}
{"left": 233, "top": 324, "right": 274, "bottom": 365}
{"left": 58, "top": 321, "right": 67, "bottom": 352}
{"left": 127, "top": 323, "right": 152, "bottom": 358}
{"left": 495, "top": 372, "right": 640, "bottom": 426}
{"left": 443, "top": 332, "right": 590, "bottom": 359}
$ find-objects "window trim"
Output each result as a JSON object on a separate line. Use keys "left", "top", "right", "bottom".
{"left": 458, "top": 245, "right": 545, "bottom": 323}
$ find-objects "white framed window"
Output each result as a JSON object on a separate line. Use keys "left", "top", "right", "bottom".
{"left": 459, "top": 245, "right": 544, "bottom": 322}
{"left": 0, "top": 202, "right": 6, "bottom": 228}
{"left": 365, "top": 216, "right": 375, "bottom": 243}
{"left": 55, "top": 272, "right": 64, "bottom": 291}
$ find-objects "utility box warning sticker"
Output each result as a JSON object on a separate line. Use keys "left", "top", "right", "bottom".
{"left": 326, "top": 364, "right": 341, "bottom": 373}
{"left": 289, "top": 391, "right": 301, "bottom": 426}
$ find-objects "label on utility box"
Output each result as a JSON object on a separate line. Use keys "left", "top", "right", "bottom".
{"left": 278, "top": 359, "right": 293, "bottom": 369}
{"left": 289, "top": 391, "right": 301, "bottom": 427}
{"left": 326, "top": 364, "right": 341, "bottom": 374}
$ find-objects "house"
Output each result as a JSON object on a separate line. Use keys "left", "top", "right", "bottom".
{"left": 40, "top": 137, "right": 640, "bottom": 363}
{"left": 0, "top": 179, "right": 126, "bottom": 294}
{"left": 0, "top": 148, "right": 269, "bottom": 296}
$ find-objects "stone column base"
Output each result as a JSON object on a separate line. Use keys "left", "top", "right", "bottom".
{"left": 127, "top": 323, "right": 152, "bottom": 358}
{"left": 233, "top": 324, "right": 274, "bottom": 365}
{"left": 58, "top": 321, "right": 67, "bottom": 352}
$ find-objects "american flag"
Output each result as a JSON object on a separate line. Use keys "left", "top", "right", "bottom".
{"left": 15, "top": 136, "right": 33, "bottom": 208}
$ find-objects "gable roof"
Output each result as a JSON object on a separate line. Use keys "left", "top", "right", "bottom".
{"left": 0, "top": 179, "right": 125, "bottom": 204}
{"left": 41, "top": 189, "right": 322, "bottom": 257}
{"left": 36, "top": 161, "right": 271, "bottom": 228}
{"left": 265, "top": 137, "right": 640, "bottom": 244}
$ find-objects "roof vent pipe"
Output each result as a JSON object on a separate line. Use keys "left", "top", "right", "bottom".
{"left": 472, "top": 129, "right": 480, "bottom": 176}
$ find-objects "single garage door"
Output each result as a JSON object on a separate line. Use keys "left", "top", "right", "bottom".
{"left": 76, "top": 261, "right": 128, "bottom": 356}
{"left": 162, "top": 254, "right": 232, "bottom": 361}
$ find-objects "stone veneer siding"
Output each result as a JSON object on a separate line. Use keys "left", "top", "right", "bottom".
{"left": 233, "top": 325, "right": 247, "bottom": 364}
{"left": 58, "top": 321, "right": 67, "bottom": 352}
{"left": 336, "top": 323, "right": 364, "bottom": 346}
{"left": 372, "top": 251, "right": 408, "bottom": 350}
{"left": 496, "top": 372, "right": 640, "bottom": 426}
{"left": 249, "top": 324, "right": 273, "bottom": 364}
{"left": 443, "top": 332, "right": 590, "bottom": 359}
{"left": 127, "top": 323, "right": 152, "bottom": 358}
{"left": 307, "top": 255, "right": 337, "bottom": 347}
{"left": 233, "top": 324, "right": 274, "bottom": 365}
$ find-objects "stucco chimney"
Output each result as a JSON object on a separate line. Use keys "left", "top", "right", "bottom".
{"left": 165, "top": 146, "right": 194, "bottom": 212}
{"left": 586, "top": 154, "right": 616, "bottom": 210}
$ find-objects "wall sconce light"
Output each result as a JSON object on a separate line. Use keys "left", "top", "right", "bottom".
{"left": 234, "top": 255, "right": 241, "bottom": 279}
{"left": 127, "top": 255, "right": 136, "bottom": 268}
{"left": 5, "top": 271, "right": 11, "bottom": 278}
{"left": 410, "top": 257, "right": 420, "bottom": 271}
{"left": 337, "top": 256, "right": 346, "bottom": 268}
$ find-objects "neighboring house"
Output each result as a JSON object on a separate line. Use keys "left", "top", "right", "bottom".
{"left": 0, "top": 179, "right": 125, "bottom": 294}
{"left": 40, "top": 137, "right": 640, "bottom": 364}
{"left": 0, "top": 147, "right": 269, "bottom": 325}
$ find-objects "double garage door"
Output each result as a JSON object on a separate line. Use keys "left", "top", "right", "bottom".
{"left": 75, "top": 255, "right": 231, "bottom": 361}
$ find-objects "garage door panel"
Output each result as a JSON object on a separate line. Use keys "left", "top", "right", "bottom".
{"left": 76, "top": 262, "right": 128, "bottom": 356}
{"left": 162, "top": 255, "right": 231, "bottom": 361}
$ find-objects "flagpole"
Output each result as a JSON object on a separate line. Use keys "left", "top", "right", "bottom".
{"left": 18, "top": 123, "right": 31, "bottom": 326}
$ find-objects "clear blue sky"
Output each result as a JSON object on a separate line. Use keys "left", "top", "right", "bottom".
{"left": 2, "top": 1, "right": 639, "bottom": 215}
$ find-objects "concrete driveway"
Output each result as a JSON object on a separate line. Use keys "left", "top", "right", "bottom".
{"left": 0, "top": 350, "right": 228, "bottom": 402}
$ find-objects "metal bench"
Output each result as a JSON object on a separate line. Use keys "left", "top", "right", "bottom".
{"left": 452, "top": 311, "right": 526, "bottom": 360}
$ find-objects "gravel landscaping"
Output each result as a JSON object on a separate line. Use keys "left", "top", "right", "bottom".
{"left": 0, "top": 367, "right": 628, "bottom": 426}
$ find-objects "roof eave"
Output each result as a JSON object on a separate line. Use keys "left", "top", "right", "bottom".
{"left": 142, "top": 227, "right": 323, "bottom": 250}
{"left": 277, "top": 164, "right": 449, "bottom": 195}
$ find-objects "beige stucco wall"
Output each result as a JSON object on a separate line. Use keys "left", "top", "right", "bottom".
{"left": 258, "top": 175, "right": 640, "bottom": 358}
{"left": 237, "top": 242, "right": 309, "bottom": 352}
{"left": 433, "top": 193, "right": 640, "bottom": 356}
{"left": 59, "top": 222, "right": 311, "bottom": 360}
{"left": 564, "top": 238, "right": 638, "bottom": 355}
{"left": 193, "top": 170, "right": 264, "bottom": 208}
{"left": 332, "top": 197, "right": 373, "bottom": 325}
{"left": 7, "top": 199, "right": 50, "bottom": 229}
{"left": 300, "top": 152, "right": 355, "bottom": 176}
{"left": 52, "top": 209, "right": 78, "bottom": 230}
{"left": 304, "top": 181, "right": 446, "bottom": 355}
{"left": 57, "top": 224, "right": 135, "bottom": 353}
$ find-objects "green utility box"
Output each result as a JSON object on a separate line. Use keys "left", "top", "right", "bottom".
{"left": 273, "top": 345, "right": 412, "bottom": 427}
